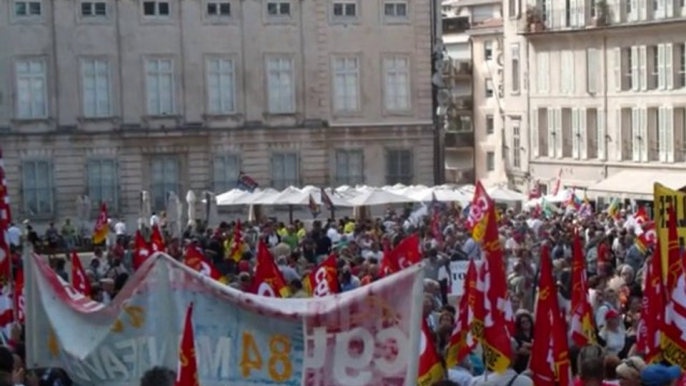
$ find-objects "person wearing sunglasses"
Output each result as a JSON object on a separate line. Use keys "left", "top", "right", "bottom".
{"left": 615, "top": 356, "right": 646, "bottom": 386}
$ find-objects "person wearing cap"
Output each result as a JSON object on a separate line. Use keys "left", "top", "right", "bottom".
{"left": 640, "top": 364, "right": 682, "bottom": 386}
{"left": 615, "top": 356, "right": 646, "bottom": 386}
{"left": 599, "top": 309, "right": 626, "bottom": 356}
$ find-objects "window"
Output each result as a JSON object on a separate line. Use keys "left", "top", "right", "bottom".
{"left": 335, "top": 150, "right": 364, "bottom": 185}
{"left": 383, "top": 56, "right": 411, "bottom": 111}
{"left": 678, "top": 43, "right": 686, "bottom": 88}
{"left": 587, "top": 48, "right": 599, "bottom": 93}
{"left": 332, "top": 1, "right": 357, "bottom": 19}
{"left": 332, "top": 57, "right": 359, "bottom": 112}
{"left": 513, "top": 121, "right": 521, "bottom": 168}
{"left": 623, "top": 47, "right": 633, "bottom": 90}
{"left": 22, "top": 160, "right": 53, "bottom": 217}
{"left": 511, "top": 44, "right": 520, "bottom": 94}
{"left": 271, "top": 152, "right": 299, "bottom": 190}
{"left": 486, "top": 115, "right": 494, "bottom": 134}
{"left": 14, "top": 1, "right": 41, "bottom": 16}
{"left": 213, "top": 154, "right": 240, "bottom": 193}
{"left": 206, "top": 58, "right": 236, "bottom": 114}
{"left": 486, "top": 152, "right": 495, "bottom": 171}
{"left": 561, "top": 51, "right": 575, "bottom": 94}
{"left": 383, "top": 0, "right": 408, "bottom": 20}
{"left": 649, "top": 45, "right": 658, "bottom": 90}
{"left": 145, "top": 58, "right": 175, "bottom": 116}
{"left": 386, "top": 150, "right": 413, "bottom": 185}
{"left": 508, "top": 0, "right": 518, "bottom": 17}
{"left": 206, "top": 1, "right": 230, "bottom": 16}
{"left": 150, "top": 157, "right": 179, "bottom": 211}
{"left": 266, "top": 1, "right": 291, "bottom": 17}
{"left": 87, "top": 159, "right": 118, "bottom": 211}
{"left": 537, "top": 52, "right": 549, "bottom": 93}
{"left": 590, "top": 0, "right": 596, "bottom": 18}
{"left": 15, "top": 59, "right": 47, "bottom": 119}
{"left": 485, "top": 79, "right": 494, "bottom": 98}
{"left": 266, "top": 57, "right": 295, "bottom": 114}
{"left": 81, "top": 1, "right": 107, "bottom": 16}
{"left": 484, "top": 41, "right": 493, "bottom": 61}
{"left": 81, "top": 58, "right": 111, "bottom": 118}
{"left": 143, "top": 1, "right": 169, "bottom": 17}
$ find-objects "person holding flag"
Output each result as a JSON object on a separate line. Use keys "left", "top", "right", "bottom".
{"left": 92, "top": 202, "right": 109, "bottom": 245}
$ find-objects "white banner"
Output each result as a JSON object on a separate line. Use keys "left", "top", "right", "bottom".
{"left": 449, "top": 260, "right": 470, "bottom": 296}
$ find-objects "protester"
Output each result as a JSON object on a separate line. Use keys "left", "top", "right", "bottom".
{"left": 140, "top": 367, "right": 175, "bottom": 386}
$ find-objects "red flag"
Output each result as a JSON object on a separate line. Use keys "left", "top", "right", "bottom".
{"left": 132, "top": 231, "right": 151, "bottom": 270}
{"left": 229, "top": 220, "right": 243, "bottom": 262}
{"left": 634, "top": 205, "right": 649, "bottom": 226}
{"left": 551, "top": 169, "right": 563, "bottom": 196}
{"left": 528, "top": 179, "right": 541, "bottom": 200}
{"left": 481, "top": 204, "right": 512, "bottom": 373}
{"left": 184, "top": 246, "right": 221, "bottom": 280}
{"left": 14, "top": 266, "right": 24, "bottom": 324}
{"left": 92, "top": 202, "right": 109, "bottom": 244}
{"left": 418, "top": 319, "right": 445, "bottom": 386}
{"left": 0, "top": 255, "right": 13, "bottom": 331}
{"left": 310, "top": 254, "right": 339, "bottom": 297}
{"left": 176, "top": 303, "right": 199, "bottom": 386}
{"left": 466, "top": 181, "right": 492, "bottom": 242}
{"left": 530, "top": 245, "right": 572, "bottom": 386}
{"left": 445, "top": 259, "right": 480, "bottom": 368}
{"left": 636, "top": 243, "right": 664, "bottom": 363}
{"left": 636, "top": 221, "right": 657, "bottom": 254}
{"left": 385, "top": 234, "right": 421, "bottom": 273}
{"left": 570, "top": 230, "right": 597, "bottom": 346}
{"left": 253, "top": 241, "right": 290, "bottom": 297}
{"left": 660, "top": 204, "right": 686, "bottom": 368}
{"left": 151, "top": 224, "right": 166, "bottom": 253}
{"left": 380, "top": 238, "right": 399, "bottom": 277}
{"left": 71, "top": 251, "right": 91, "bottom": 296}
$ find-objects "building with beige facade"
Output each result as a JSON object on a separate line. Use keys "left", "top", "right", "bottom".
{"left": 0, "top": 0, "right": 438, "bottom": 225}
{"left": 441, "top": 0, "right": 508, "bottom": 187}
{"left": 503, "top": 0, "right": 686, "bottom": 198}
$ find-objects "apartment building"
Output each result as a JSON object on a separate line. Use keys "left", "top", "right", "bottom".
{"left": 441, "top": 0, "right": 507, "bottom": 187}
{"left": 504, "top": 0, "right": 686, "bottom": 197}
{"left": 0, "top": 0, "right": 437, "bottom": 224}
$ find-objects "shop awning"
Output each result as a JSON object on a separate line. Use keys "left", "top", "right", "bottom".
{"left": 586, "top": 170, "right": 686, "bottom": 200}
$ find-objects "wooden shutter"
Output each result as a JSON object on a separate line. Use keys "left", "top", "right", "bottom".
{"left": 632, "top": 108, "right": 640, "bottom": 161}
{"left": 640, "top": 108, "right": 648, "bottom": 162}
{"left": 531, "top": 109, "right": 539, "bottom": 157}
{"left": 614, "top": 48, "right": 622, "bottom": 92}
{"left": 548, "top": 108, "right": 556, "bottom": 157}
{"left": 666, "top": 0, "right": 674, "bottom": 17}
{"left": 598, "top": 109, "right": 606, "bottom": 160}
{"left": 658, "top": 44, "right": 666, "bottom": 90}
{"left": 555, "top": 108, "right": 563, "bottom": 158}
{"left": 639, "top": 46, "right": 647, "bottom": 90}
{"left": 631, "top": 46, "right": 639, "bottom": 91}
{"left": 630, "top": 0, "right": 639, "bottom": 20}
{"left": 659, "top": 107, "right": 667, "bottom": 162}
{"left": 666, "top": 106, "right": 675, "bottom": 162}
{"left": 580, "top": 108, "right": 588, "bottom": 159}
{"left": 666, "top": 43, "right": 674, "bottom": 90}
{"left": 572, "top": 109, "right": 580, "bottom": 159}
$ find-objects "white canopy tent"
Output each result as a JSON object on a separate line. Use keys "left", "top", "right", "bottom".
{"left": 340, "top": 188, "right": 415, "bottom": 207}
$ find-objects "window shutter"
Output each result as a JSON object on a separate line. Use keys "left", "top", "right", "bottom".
{"left": 587, "top": 49, "right": 597, "bottom": 93}
{"left": 548, "top": 108, "right": 555, "bottom": 157}
{"left": 657, "top": 0, "right": 665, "bottom": 18}
{"left": 631, "top": 108, "right": 641, "bottom": 162}
{"left": 572, "top": 109, "right": 580, "bottom": 159}
{"left": 580, "top": 108, "right": 588, "bottom": 159}
{"left": 658, "top": 44, "right": 666, "bottom": 90}
{"left": 598, "top": 109, "right": 606, "bottom": 160}
{"left": 640, "top": 108, "right": 648, "bottom": 162}
{"left": 555, "top": 108, "right": 563, "bottom": 158}
{"left": 612, "top": 0, "right": 621, "bottom": 23}
{"left": 568, "top": 51, "right": 575, "bottom": 93}
{"left": 659, "top": 107, "right": 667, "bottom": 162}
{"left": 666, "top": 43, "right": 674, "bottom": 90}
{"left": 630, "top": 0, "right": 638, "bottom": 20}
{"left": 639, "top": 0, "right": 647, "bottom": 19}
{"left": 666, "top": 0, "right": 674, "bottom": 17}
{"left": 531, "top": 109, "right": 539, "bottom": 157}
{"left": 577, "top": 0, "right": 585, "bottom": 26}
{"left": 666, "top": 106, "right": 675, "bottom": 162}
{"left": 616, "top": 109, "right": 623, "bottom": 160}
{"left": 639, "top": 46, "right": 647, "bottom": 90}
{"left": 631, "top": 47, "right": 639, "bottom": 91}
{"left": 544, "top": 0, "right": 553, "bottom": 27}
{"left": 614, "top": 48, "right": 622, "bottom": 92}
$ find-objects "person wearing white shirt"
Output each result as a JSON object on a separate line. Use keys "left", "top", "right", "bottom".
{"left": 7, "top": 223, "right": 21, "bottom": 248}
{"left": 150, "top": 213, "right": 160, "bottom": 227}
{"left": 448, "top": 358, "right": 474, "bottom": 386}
{"left": 326, "top": 226, "right": 341, "bottom": 244}
{"left": 115, "top": 220, "right": 127, "bottom": 236}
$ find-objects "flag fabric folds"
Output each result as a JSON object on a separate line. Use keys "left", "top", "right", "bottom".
{"left": 92, "top": 202, "right": 109, "bottom": 244}
{"left": 236, "top": 172, "right": 259, "bottom": 192}
{"left": 660, "top": 204, "right": 686, "bottom": 368}
{"left": 151, "top": 224, "right": 166, "bottom": 253}
{"left": 253, "top": 241, "right": 290, "bottom": 298}
{"left": 0, "top": 147, "right": 12, "bottom": 337}
{"left": 466, "top": 181, "right": 491, "bottom": 242}
{"left": 132, "top": 231, "right": 151, "bottom": 270}
{"left": 228, "top": 220, "right": 244, "bottom": 262}
{"left": 445, "top": 259, "right": 481, "bottom": 368}
{"left": 184, "top": 246, "right": 221, "bottom": 280}
{"left": 383, "top": 234, "right": 421, "bottom": 273}
{"left": 636, "top": 243, "right": 664, "bottom": 363}
{"left": 13, "top": 266, "right": 24, "bottom": 324}
{"left": 321, "top": 189, "right": 335, "bottom": 211}
{"left": 308, "top": 194, "right": 320, "bottom": 218}
{"left": 175, "top": 303, "right": 199, "bottom": 386}
{"left": 570, "top": 230, "right": 597, "bottom": 347}
{"left": 309, "top": 254, "right": 339, "bottom": 297}
{"left": 480, "top": 203, "right": 512, "bottom": 373}
{"left": 551, "top": 169, "right": 562, "bottom": 196}
{"left": 71, "top": 252, "right": 91, "bottom": 296}
{"left": 418, "top": 319, "right": 445, "bottom": 386}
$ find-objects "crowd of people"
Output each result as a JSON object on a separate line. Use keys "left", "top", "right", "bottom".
{"left": 1, "top": 199, "right": 682, "bottom": 386}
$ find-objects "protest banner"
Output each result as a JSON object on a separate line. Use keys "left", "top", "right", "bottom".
{"left": 449, "top": 260, "right": 470, "bottom": 296}
{"left": 653, "top": 183, "right": 686, "bottom": 282}
{"left": 25, "top": 253, "right": 425, "bottom": 386}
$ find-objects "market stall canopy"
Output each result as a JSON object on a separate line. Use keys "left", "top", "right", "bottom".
{"left": 486, "top": 186, "right": 526, "bottom": 202}
{"left": 240, "top": 188, "right": 281, "bottom": 205}
{"left": 586, "top": 170, "right": 686, "bottom": 201}
{"left": 216, "top": 189, "right": 250, "bottom": 206}
{"left": 346, "top": 188, "right": 416, "bottom": 207}
{"left": 407, "top": 186, "right": 471, "bottom": 204}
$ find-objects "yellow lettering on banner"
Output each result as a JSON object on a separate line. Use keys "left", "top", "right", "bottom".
{"left": 111, "top": 319, "right": 124, "bottom": 333}
{"left": 239, "top": 331, "right": 294, "bottom": 382}
{"left": 662, "top": 335, "right": 686, "bottom": 369}
{"left": 240, "top": 332, "right": 263, "bottom": 378}
{"left": 654, "top": 184, "right": 686, "bottom": 284}
{"left": 111, "top": 306, "right": 146, "bottom": 334}
{"left": 268, "top": 335, "right": 292, "bottom": 382}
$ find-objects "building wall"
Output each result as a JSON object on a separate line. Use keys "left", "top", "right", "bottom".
{"left": 0, "top": 0, "right": 436, "bottom": 225}
{"left": 503, "top": 0, "right": 686, "bottom": 194}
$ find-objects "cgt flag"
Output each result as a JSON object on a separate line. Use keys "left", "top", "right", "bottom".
{"left": 132, "top": 231, "right": 151, "bottom": 271}
{"left": 151, "top": 224, "right": 166, "bottom": 253}
{"left": 176, "top": 303, "right": 199, "bottom": 386}
{"left": 184, "top": 246, "right": 221, "bottom": 280}
{"left": 660, "top": 203, "right": 686, "bottom": 368}
{"left": 309, "top": 254, "right": 339, "bottom": 297}
{"left": 445, "top": 259, "right": 481, "bottom": 368}
{"left": 418, "top": 319, "right": 444, "bottom": 386}
{"left": 92, "top": 202, "right": 108, "bottom": 245}
{"left": 466, "top": 181, "right": 492, "bottom": 242}
{"left": 570, "top": 230, "right": 597, "bottom": 347}
{"left": 71, "top": 252, "right": 91, "bottom": 296}
{"left": 636, "top": 242, "right": 664, "bottom": 363}
{"left": 253, "top": 241, "right": 290, "bottom": 298}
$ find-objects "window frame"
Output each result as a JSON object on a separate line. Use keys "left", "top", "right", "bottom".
{"left": 21, "top": 159, "right": 54, "bottom": 218}
{"left": 512, "top": 120, "right": 521, "bottom": 168}
{"left": 205, "top": 0, "right": 231, "bottom": 17}
{"left": 212, "top": 154, "right": 241, "bottom": 193}
{"left": 142, "top": 0, "right": 171, "bottom": 19}
{"left": 485, "top": 79, "right": 495, "bottom": 98}
{"left": 149, "top": 156, "right": 180, "bottom": 211}
{"left": 382, "top": 0, "right": 409, "bottom": 23}
{"left": 81, "top": 1, "right": 108, "bottom": 17}
{"left": 144, "top": 57, "right": 176, "bottom": 116}
{"left": 334, "top": 149, "right": 364, "bottom": 186}
{"left": 206, "top": 56, "right": 237, "bottom": 115}
{"left": 80, "top": 57, "right": 112, "bottom": 118}
{"left": 486, "top": 114, "right": 495, "bottom": 135}
{"left": 13, "top": 0, "right": 43, "bottom": 19}
{"left": 486, "top": 151, "right": 495, "bottom": 172}
{"left": 385, "top": 149, "right": 413, "bottom": 185}
{"left": 510, "top": 43, "right": 520, "bottom": 95}
{"left": 331, "top": 55, "right": 361, "bottom": 113}
{"left": 265, "top": 56, "right": 296, "bottom": 114}
{"left": 330, "top": 0, "right": 359, "bottom": 23}
{"left": 484, "top": 40, "right": 493, "bottom": 61}
{"left": 15, "top": 58, "right": 48, "bottom": 120}
{"left": 382, "top": 55, "right": 412, "bottom": 113}
{"left": 264, "top": 0, "right": 293, "bottom": 22}
{"left": 86, "top": 158, "right": 119, "bottom": 213}
{"left": 270, "top": 152, "right": 300, "bottom": 190}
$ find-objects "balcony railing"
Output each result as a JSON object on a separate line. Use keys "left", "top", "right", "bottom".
{"left": 445, "top": 130, "right": 475, "bottom": 149}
